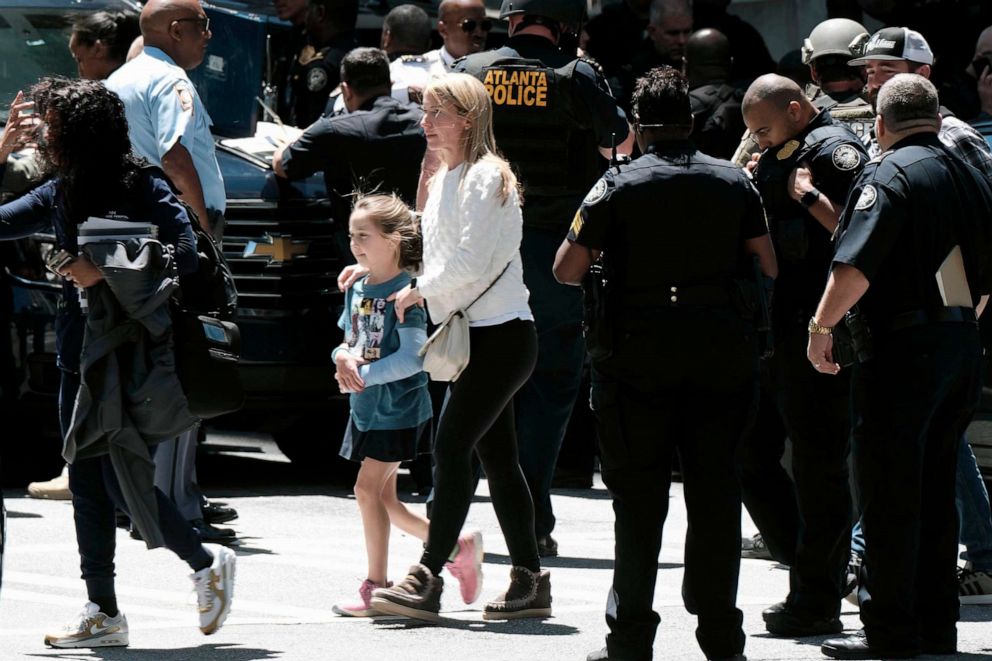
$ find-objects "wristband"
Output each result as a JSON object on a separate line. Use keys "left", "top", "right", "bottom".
{"left": 331, "top": 346, "right": 350, "bottom": 362}
{"left": 800, "top": 187, "right": 821, "bottom": 208}
{"left": 808, "top": 317, "right": 833, "bottom": 336}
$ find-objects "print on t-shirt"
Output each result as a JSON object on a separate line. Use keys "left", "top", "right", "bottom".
{"left": 349, "top": 296, "right": 388, "bottom": 361}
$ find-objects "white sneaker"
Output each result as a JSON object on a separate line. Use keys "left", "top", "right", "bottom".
{"left": 191, "top": 544, "right": 236, "bottom": 634}
{"left": 44, "top": 602, "right": 128, "bottom": 648}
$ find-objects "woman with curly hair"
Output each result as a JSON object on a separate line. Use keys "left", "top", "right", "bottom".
{"left": 369, "top": 73, "right": 550, "bottom": 622}
{"left": 0, "top": 77, "right": 235, "bottom": 648}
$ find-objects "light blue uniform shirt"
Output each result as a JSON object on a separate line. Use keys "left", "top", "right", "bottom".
{"left": 106, "top": 47, "right": 226, "bottom": 213}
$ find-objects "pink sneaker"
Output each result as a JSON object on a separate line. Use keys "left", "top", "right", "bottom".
{"left": 445, "top": 531, "right": 484, "bottom": 604}
{"left": 332, "top": 579, "right": 390, "bottom": 617}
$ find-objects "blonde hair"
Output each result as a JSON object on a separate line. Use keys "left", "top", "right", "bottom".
{"left": 423, "top": 73, "right": 520, "bottom": 204}
{"left": 351, "top": 193, "right": 423, "bottom": 271}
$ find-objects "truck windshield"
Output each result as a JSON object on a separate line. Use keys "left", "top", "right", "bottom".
{"left": 0, "top": 9, "right": 78, "bottom": 121}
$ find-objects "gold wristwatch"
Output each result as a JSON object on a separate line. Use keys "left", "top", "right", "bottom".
{"left": 808, "top": 317, "right": 833, "bottom": 335}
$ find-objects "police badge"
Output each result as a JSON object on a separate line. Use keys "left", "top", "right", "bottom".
{"left": 777, "top": 140, "right": 801, "bottom": 160}
{"left": 831, "top": 144, "right": 861, "bottom": 171}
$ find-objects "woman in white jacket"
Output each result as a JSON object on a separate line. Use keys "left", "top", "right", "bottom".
{"left": 370, "top": 74, "right": 550, "bottom": 622}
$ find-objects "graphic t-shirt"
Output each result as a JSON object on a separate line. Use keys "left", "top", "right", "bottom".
{"left": 337, "top": 272, "right": 431, "bottom": 431}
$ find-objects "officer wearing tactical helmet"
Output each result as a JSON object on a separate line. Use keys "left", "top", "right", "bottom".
{"left": 803, "top": 18, "right": 873, "bottom": 140}
{"left": 731, "top": 18, "right": 871, "bottom": 166}
{"left": 454, "top": 0, "right": 634, "bottom": 560}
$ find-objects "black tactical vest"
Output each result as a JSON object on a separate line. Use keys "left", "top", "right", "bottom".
{"left": 812, "top": 90, "right": 874, "bottom": 142}
{"left": 461, "top": 51, "right": 602, "bottom": 198}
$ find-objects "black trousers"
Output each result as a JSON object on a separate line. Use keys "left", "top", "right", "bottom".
{"left": 767, "top": 324, "right": 852, "bottom": 618}
{"left": 419, "top": 319, "right": 541, "bottom": 575}
{"left": 593, "top": 308, "right": 756, "bottom": 660}
{"left": 854, "top": 323, "right": 981, "bottom": 652}
{"left": 737, "top": 368, "right": 798, "bottom": 566}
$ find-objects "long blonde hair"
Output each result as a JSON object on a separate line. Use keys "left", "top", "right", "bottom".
{"left": 423, "top": 73, "right": 520, "bottom": 205}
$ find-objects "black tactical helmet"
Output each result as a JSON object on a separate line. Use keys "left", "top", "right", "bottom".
{"left": 499, "top": 0, "right": 584, "bottom": 26}
{"left": 801, "top": 18, "right": 870, "bottom": 65}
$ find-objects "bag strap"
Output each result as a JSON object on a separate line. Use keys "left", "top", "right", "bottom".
{"left": 464, "top": 261, "right": 512, "bottom": 312}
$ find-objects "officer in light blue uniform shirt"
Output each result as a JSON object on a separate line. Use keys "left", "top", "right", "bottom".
{"left": 106, "top": 1, "right": 225, "bottom": 241}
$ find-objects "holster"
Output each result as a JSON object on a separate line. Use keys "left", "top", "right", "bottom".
{"left": 582, "top": 259, "right": 614, "bottom": 361}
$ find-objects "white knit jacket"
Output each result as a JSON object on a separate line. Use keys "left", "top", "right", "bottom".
{"left": 417, "top": 160, "right": 532, "bottom": 325}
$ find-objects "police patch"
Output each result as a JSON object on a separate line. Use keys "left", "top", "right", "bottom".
{"left": 583, "top": 178, "right": 608, "bottom": 206}
{"left": 174, "top": 84, "right": 193, "bottom": 112}
{"left": 854, "top": 185, "right": 877, "bottom": 210}
{"left": 831, "top": 144, "right": 861, "bottom": 171}
{"left": 307, "top": 67, "right": 328, "bottom": 92}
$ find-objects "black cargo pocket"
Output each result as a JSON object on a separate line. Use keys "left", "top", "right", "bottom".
{"left": 590, "top": 377, "right": 629, "bottom": 472}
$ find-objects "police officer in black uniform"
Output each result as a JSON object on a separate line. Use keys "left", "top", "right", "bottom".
{"left": 273, "top": 48, "right": 425, "bottom": 223}
{"left": 454, "top": 0, "right": 633, "bottom": 558}
{"left": 287, "top": 0, "right": 358, "bottom": 127}
{"left": 742, "top": 73, "right": 868, "bottom": 637}
{"left": 685, "top": 27, "right": 745, "bottom": 159}
{"left": 556, "top": 66, "right": 775, "bottom": 661}
{"left": 813, "top": 73, "right": 992, "bottom": 660}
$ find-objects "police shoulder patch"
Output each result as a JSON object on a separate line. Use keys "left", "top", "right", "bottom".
{"left": 854, "top": 184, "right": 877, "bottom": 210}
{"left": 583, "top": 178, "right": 609, "bottom": 206}
{"left": 174, "top": 84, "right": 193, "bottom": 112}
{"left": 307, "top": 67, "right": 329, "bottom": 92}
{"left": 831, "top": 144, "right": 861, "bottom": 171}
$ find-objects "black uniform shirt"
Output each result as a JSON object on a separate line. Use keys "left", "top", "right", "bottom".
{"left": 689, "top": 81, "right": 745, "bottom": 160}
{"left": 455, "top": 34, "right": 629, "bottom": 229}
{"left": 833, "top": 132, "right": 992, "bottom": 328}
{"left": 281, "top": 95, "right": 426, "bottom": 219}
{"left": 752, "top": 110, "right": 867, "bottom": 325}
{"left": 288, "top": 31, "right": 358, "bottom": 128}
{"left": 568, "top": 140, "right": 767, "bottom": 290}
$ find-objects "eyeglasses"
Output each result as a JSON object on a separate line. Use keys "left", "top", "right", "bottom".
{"left": 460, "top": 18, "right": 493, "bottom": 33}
{"left": 174, "top": 16, "right": 211, "bottom": 33}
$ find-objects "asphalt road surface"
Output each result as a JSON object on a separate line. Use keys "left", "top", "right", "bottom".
{"left": 1, "top": 431, "right": 990, "bottom": 660}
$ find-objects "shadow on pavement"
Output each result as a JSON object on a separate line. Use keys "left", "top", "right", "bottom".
{"left": 5, "top": 509, "right": 44, "bottom": 518}
{"left": 482, "top": 552, "right": 681, "bottom": 571}
{"left": 553, "top": 487, "right": 612, "bottom": 500}
{"left": 373, "top": 616, "right": 580, "bottom": 636}
{"left": 960, "top": 607, "right": 992, "bottom": 623}
{"left": 26, "top": 643, "right": 282, "bottom": 660}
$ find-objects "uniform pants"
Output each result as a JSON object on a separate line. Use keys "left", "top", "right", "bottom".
{"left": 737, "top": 370, "right": 798, "bottom": 566}
{"left": 419, "top": 320, "right": 541, "bottom": 575}
{"left": 594, "top": 309, "right": 755, "bottom": 660}
{"left": 60, "top": 371, "right": 210, "bottom": 602}
{"left": 515, "top": 226, "right": 586, "bottom": 539}
{"left": 768, "top": 324, "right": 852, "bottom": 618}
{"left": 154, "top": 428, "right": 203, "bottom": 522}
{"left": 854, "top": 323, "right": 981, "bottom": 653}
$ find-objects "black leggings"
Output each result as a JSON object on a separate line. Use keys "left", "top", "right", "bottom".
{"left": 420, "top": 318, "right": 541, "bottom": 575}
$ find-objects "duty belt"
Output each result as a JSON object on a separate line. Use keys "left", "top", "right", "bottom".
{"left": 887, "top": 306, "right": 977, "bottom": 333}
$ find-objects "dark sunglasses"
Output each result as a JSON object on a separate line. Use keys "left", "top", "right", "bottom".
{"left": 174, "top": 16, "right": 211, "bottom": 33}
{"left": 460, "top": 18, "right": 493, "bottom": 33}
